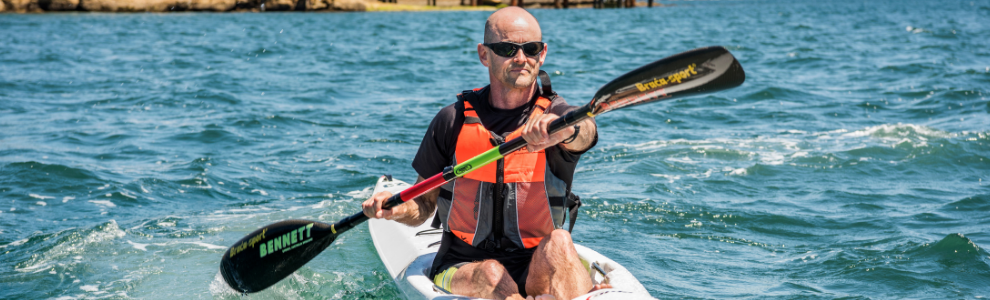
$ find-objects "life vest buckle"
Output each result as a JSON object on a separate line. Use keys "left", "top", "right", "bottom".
{"left": 480, "top": 239, "right": 498, "bottom": 252}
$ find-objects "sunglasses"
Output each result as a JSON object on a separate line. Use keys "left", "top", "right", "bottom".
{"left": 483, "top": 41, "right": 545, "bottom": 58}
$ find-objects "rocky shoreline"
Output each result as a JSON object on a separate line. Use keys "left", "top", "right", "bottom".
{"left": 0, "top": 0, "right": 411, "bottom": 12}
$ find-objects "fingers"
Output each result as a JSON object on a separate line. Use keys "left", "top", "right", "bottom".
{"left": 522, "top": 114, "right": 553, "bottom": 150}
{"left": 522, "top": 114, "right": 575, "bottom": 152}
{"left": 361, "top": 191, "right": 393, "bottom": 219}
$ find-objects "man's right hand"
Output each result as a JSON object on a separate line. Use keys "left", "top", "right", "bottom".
{"left": 362, "top": 191, "right": 397, "bottom": 219}
{"left": 362, "top": 176, "right": 438, "bottom": 226}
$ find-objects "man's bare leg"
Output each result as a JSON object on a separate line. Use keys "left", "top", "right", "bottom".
{"left": 525, "top": 229, "right": 594, "bottom": 300}
{"left": 449, "top": 259, "right": 521, "bottom": 300}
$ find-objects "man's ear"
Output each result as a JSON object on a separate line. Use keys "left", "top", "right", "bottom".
{"left": 538, "top": 43, "right": 548, "bottom": 66}
{"left": 477, "top": 43, "right": 490, "bottom": 67}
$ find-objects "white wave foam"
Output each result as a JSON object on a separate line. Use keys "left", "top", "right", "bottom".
{"left": 251, "top": 189, "right": 269, "bottom": 196}
{"left": 215, "top": 207, "right": 272, "bottom": 214}
{"left": 311, "top": 199, "right": 335, "bottom": 209}
{"left": 180, "top": 241, "right": 227, "bottom": 250}
{"left": 613, "top": 124, "right": 970, "bottom": 173}
{"left": 63, "top": 196, "right": 75, "bottom": 203}
{"left": 650, "top": 174, "right": 681, "bottom": 183}
{"left": 127, "top": 240, "right": 150, "bottom": 251}
{"left": 667, "top": 156, "right": 696, "bottom": 164}
{"left": 89, "top": 200, "right": 116, "bottom": 208}
{"left": 29, "top": 194, "right": 54, "bottom": 200}
{"left": 347, "top": 186, "right": 374, "bottom": 199}
{"left": 689, "top": 169, "right": 714, "bottom": 179}
{"left": 85, "top": 220, "right": 126, "bottom": 244}
{"left": 182, "top": 184, "right": 213, "bottom": 190}
{"left": 727, "top": 168, "right": 748, "bottom": 176}
{"left": 209, "top": 271, "right": 241, "bottom": 296}
{"left": 16, "top": 221, "right": 125, "bottom": 273}
{"left": 80, "top": 285, "right": 99, "bottom": 292}
{"left": 841, "top": 123, "right": 950, "bottom": 139}
{"left": 0, "top": 238, "right": 30, "bottom": 249}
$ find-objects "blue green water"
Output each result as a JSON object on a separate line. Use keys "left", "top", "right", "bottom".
{"left": 2, "top": 1, "right": 990, "bottom": 298}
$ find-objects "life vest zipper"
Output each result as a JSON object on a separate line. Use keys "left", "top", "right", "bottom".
{"left": 490, "top": 135, "right": 505, "bottom": 247}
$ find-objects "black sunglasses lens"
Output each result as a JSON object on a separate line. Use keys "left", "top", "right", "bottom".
{"left": 521, "top": 42, "right": 543, "bottom": 56}
{"left": 491, "top": 44, "right": 517, "bottom": 57}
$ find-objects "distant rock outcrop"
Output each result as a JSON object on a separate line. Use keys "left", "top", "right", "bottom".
{"left": 79, "top": 0, "right": 171, "bottom": 12}
{"left": 305, "top": 0, "right": 331, "bottom": 10}
{"left": 190, "top": 0, "right": 237, "bottom": 11}
{"left": 332, "top": 0, "right": 365, "bottom": 11}
{"left": 38, "top": 0, "right": 79, "bottom": 11}
{"left": 0, "top": 0, "right": 370, "bottom": 12}
{"left": 3, "top": 0, "right": 43, "bottom": 12}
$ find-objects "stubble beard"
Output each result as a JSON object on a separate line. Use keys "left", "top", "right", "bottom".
{"left": 499, "top": 63, "right": 537, "bottom": 89}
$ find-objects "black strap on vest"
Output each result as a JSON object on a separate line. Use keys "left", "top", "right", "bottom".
{"left": 538, "top": 70, "right": 553, "bottom": 97}
{"left": 566, "top": 192, "right": 581, "bottom": 232}
{"left": 463, "top": 100, "right": 482, "bottom": 124}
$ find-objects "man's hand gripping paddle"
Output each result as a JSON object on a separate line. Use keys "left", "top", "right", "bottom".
{"left": 218, "top": 46, "right": 746, "bottom": 293}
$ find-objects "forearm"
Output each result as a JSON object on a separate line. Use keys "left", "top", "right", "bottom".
{"left": 560, "top": 118, "right": 596, "bottom": 153}
{"left": 391, "top": 176, "right": 439, "bottom": 227}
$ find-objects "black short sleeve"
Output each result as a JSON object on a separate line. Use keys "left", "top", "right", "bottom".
{"left": 411, "top": 102, "right": 461, "bottom": 179}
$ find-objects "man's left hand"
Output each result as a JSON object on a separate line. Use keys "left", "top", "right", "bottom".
{"left": 522, "top": 113, "right": 574, "bottom": 152}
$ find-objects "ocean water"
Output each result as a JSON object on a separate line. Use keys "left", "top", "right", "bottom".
{"left": 2, "top": 0, "right": 989, "bottom": 299}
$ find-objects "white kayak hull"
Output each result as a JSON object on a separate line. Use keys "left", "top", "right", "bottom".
{"left": 368, "top": 176, "right": 657, "bottom": 300}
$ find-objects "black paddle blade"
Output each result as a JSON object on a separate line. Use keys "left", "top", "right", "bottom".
{"left": 589, "top": 46, "right": 745, "bottom": 115}
{"left": 219, "top": 220, "right": 336, "bottom": 293}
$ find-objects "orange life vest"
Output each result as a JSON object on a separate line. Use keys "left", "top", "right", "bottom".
{"left": 435, "top": 89, "right": 568, "bottom": 249}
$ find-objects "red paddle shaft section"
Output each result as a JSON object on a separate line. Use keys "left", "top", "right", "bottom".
{"left": 399, "top": 173, "right": 447, "bottom": 202}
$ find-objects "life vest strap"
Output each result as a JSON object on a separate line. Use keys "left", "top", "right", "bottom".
{"left": 538, "top": 70, "right": 553, "bottom": 97}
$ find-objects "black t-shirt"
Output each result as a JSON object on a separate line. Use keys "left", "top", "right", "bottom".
{"left": 411, "top": 85, "right": 596, "bottom": 185}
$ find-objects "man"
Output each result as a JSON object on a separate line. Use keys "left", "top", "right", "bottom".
{"left": 363, "top": 7, "right": 603, "bottom": 300}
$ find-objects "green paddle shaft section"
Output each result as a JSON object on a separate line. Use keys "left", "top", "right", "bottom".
{"left": 452, "top": 147, "right": 504, "bottom": 177}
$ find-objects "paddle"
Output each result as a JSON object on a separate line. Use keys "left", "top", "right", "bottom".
{"left": 219, "top": 46, "right": 745, "bottom": 293}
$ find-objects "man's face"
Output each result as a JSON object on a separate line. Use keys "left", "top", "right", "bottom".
{"left": 482, "top": 19, "right": 546, "bottom": 89}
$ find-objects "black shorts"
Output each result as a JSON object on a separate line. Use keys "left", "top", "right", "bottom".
{"left": 431, "top": 232, "right": 536, "bottom": 297}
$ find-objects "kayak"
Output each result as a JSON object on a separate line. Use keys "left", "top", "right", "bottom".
{"left": 368, "top": 176, "right": 658, "bottom": 300}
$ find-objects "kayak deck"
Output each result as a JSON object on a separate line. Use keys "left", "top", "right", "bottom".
{"left": 368, "top": 176, "right": 655, "bottom": 300}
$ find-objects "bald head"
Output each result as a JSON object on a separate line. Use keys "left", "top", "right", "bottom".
{"left": 484, "top": 7, "right": 542, "bottom": 44}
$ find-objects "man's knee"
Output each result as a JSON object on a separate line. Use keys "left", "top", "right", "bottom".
{"left": 540, "top": 229, "right": 577, "bottom": 267}
{"left": 473, "top": 259, "right": 510, "bottom": 287}
{"left": 541, "top": 229, "right": 577, "bottom": 257}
